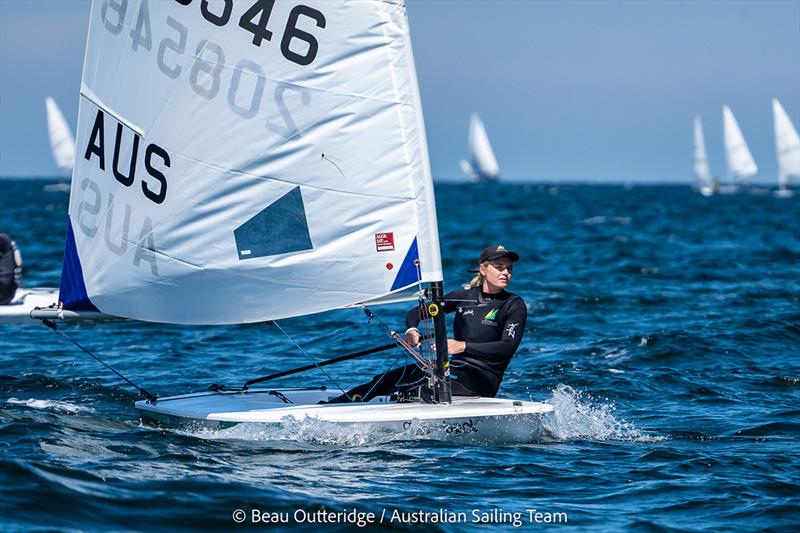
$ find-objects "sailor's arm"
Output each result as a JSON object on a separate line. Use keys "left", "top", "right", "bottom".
{"left": 403, "top": 289, "right": 464, "bottom": 345}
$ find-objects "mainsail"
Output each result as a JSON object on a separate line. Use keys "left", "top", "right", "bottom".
{"left": 772, "top": 98, "right": 800, "bottom": 188}
{"left": 61, "top": 0, "right": 442, "bottom": 325}
{"left": 45, "top": 97, "right": 76, "bottom": 176}
{"left": 722, "top": 105, "right": 758, "bottom": 182}
{"left": 463, "top": 112, "right": 500, "bottom": 181}
{"left": 693, "top": 117, "right": 712, "bottom": 186}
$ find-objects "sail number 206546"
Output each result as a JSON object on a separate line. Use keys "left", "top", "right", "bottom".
{"left": 176, "top": 0, "right": 325, "bottom": 66}
{"left": 100, "top": 0, "right": 318, "bottom": 139}
{"left": 103, "top": 0, "right": 326, "bottom": 67}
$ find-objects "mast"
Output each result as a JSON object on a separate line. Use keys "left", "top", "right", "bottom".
{"left": 430, "top": 281, "right": 452, "bottom": 403}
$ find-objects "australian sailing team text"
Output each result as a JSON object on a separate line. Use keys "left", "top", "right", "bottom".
{"left": 238, "top": 507, "right": 568, "bottom": 527}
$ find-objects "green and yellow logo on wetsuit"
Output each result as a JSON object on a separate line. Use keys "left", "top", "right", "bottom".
{"left": 481, "top": 308, "right": 499, "bottom": 325}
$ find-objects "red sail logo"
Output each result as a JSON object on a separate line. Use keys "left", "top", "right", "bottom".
{"left": 375, "top": 232, "right": 395, "bottom": 252}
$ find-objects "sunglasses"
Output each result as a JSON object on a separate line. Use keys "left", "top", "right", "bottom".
{"left": 487, "top": 263, "right": 513, "bottom": 273}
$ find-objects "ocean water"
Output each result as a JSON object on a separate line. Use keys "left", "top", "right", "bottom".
{"left": 0, "top": 180, "right": 798, "bottom": 531}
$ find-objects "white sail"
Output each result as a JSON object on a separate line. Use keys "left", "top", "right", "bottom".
{"left": 466, "top": 113, "right": 500, "bottom": 181}
{"left": 722, "top": 105, "right": 758, "bottom": 181}
{"left": 61, "top": 0, "right": 442, "bottom": 325}
{"left": 693, "top": 117, "right": 712, "bottom": 185}
{"left": 45, "top": 97, "right": 76, "bottom": 175}
{"left": 772, "top": 98, "right": 800, "bottom": 188}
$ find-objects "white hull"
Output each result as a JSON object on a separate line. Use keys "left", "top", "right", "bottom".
{"left": 0, "top": 288, "right": 59, "bottom": 323}
{"left": 136, "top": 388, "right": 554, "bottom": 444}
{"left": 717, "top": 184, "right": 741, "bottom": 195}
{"left": 43, "top": 182, "right": 71, "bottom": 193}
{"left": 774, "top": 188, "right": 795, "bottom": 198}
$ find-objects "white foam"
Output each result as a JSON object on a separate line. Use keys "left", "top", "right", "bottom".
{"left": 583, "top": 215, "right": 607, "bottom": 225}
{"left": 5, "top": 397, "right": 95, "bottom": 414}
{"left": 180, "top": 416, "right": 401, "bottom": 447}
{"left": 178, "top": 413, "right": 539, "bottom": 447}
{"left": 582, "top": 216, "right": 632, "bottom": 226}
{"left": 542, "top": 384, "right": 663, "bottom": 442}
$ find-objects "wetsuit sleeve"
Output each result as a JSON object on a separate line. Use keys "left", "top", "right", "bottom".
{"left": 464, "top": 298, "right": 527, "bottom": 362}
{"left": 405, "top": 289, "right": 466, "bottom": 329}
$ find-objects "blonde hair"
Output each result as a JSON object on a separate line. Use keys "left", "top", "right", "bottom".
{"left": 467, "top": 262, "right": 488, "bottom": 289}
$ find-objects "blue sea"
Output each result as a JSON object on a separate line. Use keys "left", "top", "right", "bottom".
{"left": 1, "top": 180, "right": 798, "bottom": 531}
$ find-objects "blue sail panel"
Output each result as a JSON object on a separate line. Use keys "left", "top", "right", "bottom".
{"left": 59, "top": 221, "right": 99, "bottom": 311}
{"left": 390, "top": 237, "right": 420, "bottom": 291}
{"left": 234, "top": 186, "right": 313, "bottom": 260}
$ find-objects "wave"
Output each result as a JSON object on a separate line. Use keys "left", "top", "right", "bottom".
{"left": 4, "top": 397, "right": 95, "bottom": 414}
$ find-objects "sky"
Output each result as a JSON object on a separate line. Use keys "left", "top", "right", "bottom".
{"left": 0, "top": 0, "right": 798, "bottom": 183}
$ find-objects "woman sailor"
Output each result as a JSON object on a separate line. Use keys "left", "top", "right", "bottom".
{"left": 0, "top": 233, "right": 22, "bottom": 306}
{"left": 331, "top": 245, "right": 527, "bottom": 402}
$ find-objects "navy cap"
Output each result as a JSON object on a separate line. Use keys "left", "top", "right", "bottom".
{"left": 469, "top": 245, "right": 520, "bottom": 271}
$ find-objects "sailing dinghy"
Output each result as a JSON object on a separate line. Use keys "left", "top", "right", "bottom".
{"left": 0, "top": 288, "right": 59, "bottom": 324}
{"left": 34, "top": 0, "right": 552, "bottom": 443}
{"left": 44, "top": 97, "right": 76, "bottom": 192}
{"left": 721, "top": 105, "right": 758, "bottom": 193}
{"left": 460, "top": 113, "right": 501, "bottom": 182}
{"left": 772, "top": 98, "right": 800, "bottom": 198}
{"left": 692, "top": 117, "right": 717, "bottom": 196}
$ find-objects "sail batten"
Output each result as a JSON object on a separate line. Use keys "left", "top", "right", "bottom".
{"left": 80, "top": 85, "right": 145, "bottom": 136}
{"left": 62, "top": 0, "right": 442, "bottom": 325}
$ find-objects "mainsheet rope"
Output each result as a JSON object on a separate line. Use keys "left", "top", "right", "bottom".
{"left": 41, "top": 319, "right": 158, "bottom": 403}
{"left": 270, "top": 321, "right": 353, "bottom": 401}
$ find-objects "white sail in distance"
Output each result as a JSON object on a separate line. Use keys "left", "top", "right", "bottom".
{"left": 61, "top": 0, "right": 442, "bottom": 325}
{"left": 693, "top": 117, "right": 712, "bottom": 185}
{"left": 464, "top": 112, "right": 500, "bottom": 181}
{"left": 722, "top": 105, "right": 758, "bottom": 181}
{"left": 772, "top": 98, "right": 800, "bottom": 188}
{"left": 45, "top": 97, "right": 76, "bottom": 176}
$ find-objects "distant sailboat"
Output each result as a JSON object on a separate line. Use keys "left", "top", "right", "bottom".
{"left": 693, "top": 117, "right": 717, "bottom": 196}
{"left": 772, "top": 98, "right": 800, "bottom": 198}
{"left": 722, "top": 105, "right": 758, "bottom": 190}
{"left": 460, "top": 113, "right": 500, "bottom": 182}
{"left": 44, "top": 97, "right": 76, "bottom": 192}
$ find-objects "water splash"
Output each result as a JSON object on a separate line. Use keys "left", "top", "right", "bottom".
{"left": 177, "top": 412, "right": 546, "bottom": 447}
{"left": 179, "top": 417, "right": 402, "bottom": 448}
{"left": 542, "top": 384, "right": 662, "bottom": 442}
{"left": 173, "top": 387, "right": 661, "bottom": 447}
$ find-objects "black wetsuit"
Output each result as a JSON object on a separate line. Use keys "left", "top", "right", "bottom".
{"left": 335, "top": 286, "right": 527, "bottom": 402}
{"left": 0, "top": 234, "right": 20, "bottom": 305}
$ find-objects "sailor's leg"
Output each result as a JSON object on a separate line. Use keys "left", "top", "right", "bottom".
{"left": 327, "top": 364, "right": 424, "bottom": 403}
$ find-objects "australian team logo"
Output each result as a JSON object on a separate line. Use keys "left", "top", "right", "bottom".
{"left": 481, "top": 308, "right": 498, "bottom": 326}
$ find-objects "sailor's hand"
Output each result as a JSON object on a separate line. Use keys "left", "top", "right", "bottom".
{"left": 447, "top": 339, "right": 466, "bottom": 354}
{"left": 404, "top": 328, "right": 421, "bottom": 347}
